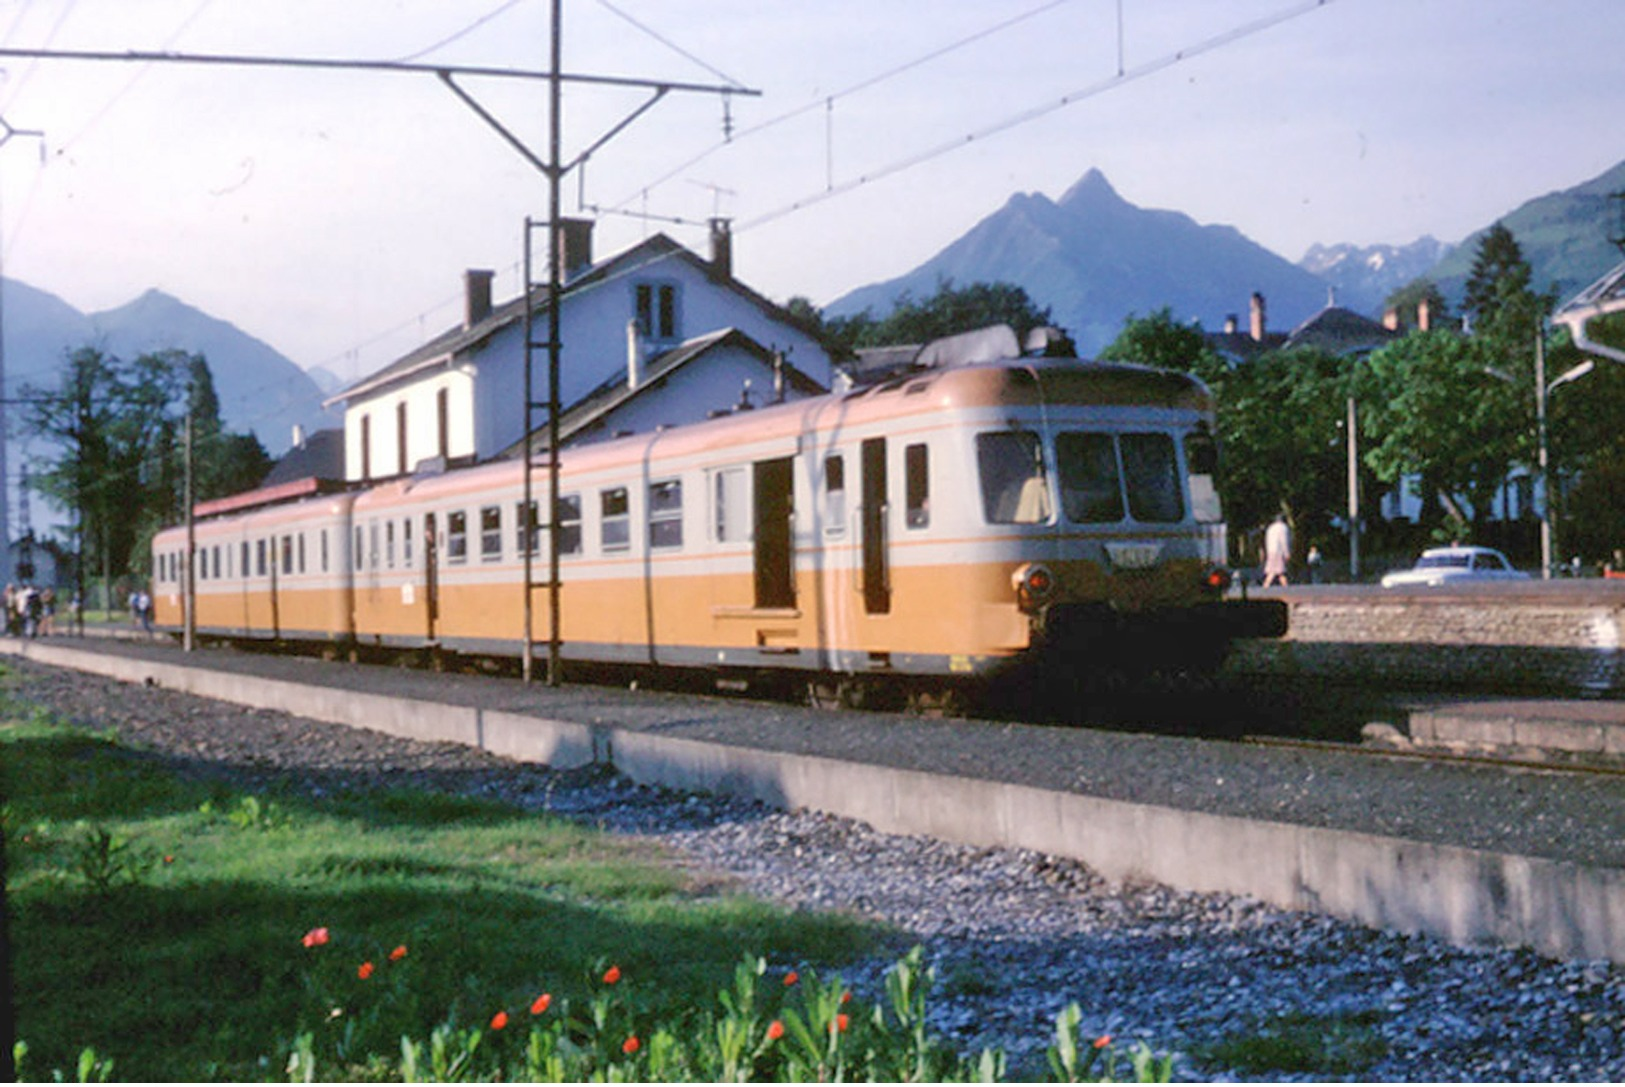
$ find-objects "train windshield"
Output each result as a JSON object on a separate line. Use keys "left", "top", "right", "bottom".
{"left": 1052, "top": 430, "right": 1185, "bottom": 525}
{"left": 977, "top": 431, "right": 1052, "bottom": 524}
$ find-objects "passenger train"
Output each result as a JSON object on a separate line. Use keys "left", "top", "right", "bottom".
{"left": 151, "top": 326, "right": 1286, "bottom": 706}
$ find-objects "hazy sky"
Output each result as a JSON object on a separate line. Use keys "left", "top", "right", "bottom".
{"left": 1, "top": 0, "right": 1621, "bottom": 400}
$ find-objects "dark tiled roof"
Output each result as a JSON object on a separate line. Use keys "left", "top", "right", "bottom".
{"left": 260, "top": 427, "right": 345, "bottom": 487}
{"left": 500, "top": 328, "right": 824, "bottom": 457}
{"left": 1283, "top": 305, "right": 1397, "bottom": 355}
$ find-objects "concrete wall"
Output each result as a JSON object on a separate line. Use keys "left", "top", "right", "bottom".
{"left": 1230, "top": 594, "right": 1625, "bottom": 694}
{"left": 7, "top": 638, "right": 1622, "bottom": 965}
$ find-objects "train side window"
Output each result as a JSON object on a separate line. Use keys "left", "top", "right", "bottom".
{"left": 242, "top": 541, "right": 250, "bottom": 578}
{"left": 904, "top": 444, "right": 929, "bottom": 529}
{"left": 280, "top": 536, "right": 292, "bottom": 575}
{"left": 369, "top": 524, "right": 380, "bottom": 570}
{"left": 298, "top": 534, "right": 306, "bottom": 574}
{"left": 353, "top": 527, "right": 363, "bottom": 571}
{"left": 480, "top": 505, "right": 502, "bottom": 561}
{"left": 557, "top": 494, "right": 583, "bottom": 556}
{"left": 198, "top": 549, "right": 207, "bottom": 580}
{"left": 1185, "top": 427, "right": 1222, "bottom": 523}
{"left": 977, "top": 431, "right": 1051, "bottom": 524}
{"left": 649, "top": 479, "right": 683, "bottom": 549}
{"left": 402, "top": 520, "right": 413, "bottom": 567}
{"left": 321, "top": 530, "right": 329, "bottom": 573}
{"left": 213, "top": 545, "right": 222, "bottom": 580}
{"left": 601, "top": 487, "right": 630, "bottom": 552}
{"left": 713, "top": 467, "right": 749, "bottom": 542}
{"left": 385, "top": 522, "right": 395, "bottom": 568}
{"left": 257, "top": 539, "right": 268, "bottom": 577}
{"left": 1056, "top": 432, "right": 1124, "bottom": 524}
{"left": 515, "top": 500, "right": 539, "bottom": 556}
{"left": 1121, "top": 433, "right": 1184, "bottom": 523}
{"left": 447, "top": 511, "right": 468, "bottom": 563}
{"left": 823, "top": 456, "right": 846, "bottom": 536}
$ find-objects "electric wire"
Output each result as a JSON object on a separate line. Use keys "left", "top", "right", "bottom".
{"left": 593, "top": 0, "right": 745, "bottom": 90}
{"left": 738, "top": 0, "right": 1336, "bottom": 233}
{"left": 391, "top": 0, "right": 528, "bottom": 64}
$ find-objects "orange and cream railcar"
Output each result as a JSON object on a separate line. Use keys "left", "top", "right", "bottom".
{"left": 152, "top": 340, "right": 1285, "bottom": 694}
{"left": 152, "top": 490, "right": 356, "bottom": 643}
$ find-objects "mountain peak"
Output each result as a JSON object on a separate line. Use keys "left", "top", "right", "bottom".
{"left": 1058, "top": 168, "right": 1126, "bottom": 210}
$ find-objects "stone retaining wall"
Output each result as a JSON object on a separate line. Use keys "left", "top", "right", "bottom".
{"left": 1229, "top": 595, "right": 1625, "bottom": 694}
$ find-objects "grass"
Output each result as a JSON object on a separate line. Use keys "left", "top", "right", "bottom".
{"left": 1188, "top": 1008, "right": 1389, "bottom": 1077}
{"left": 1, "top": 705, "right": 884, "bottom": 1081}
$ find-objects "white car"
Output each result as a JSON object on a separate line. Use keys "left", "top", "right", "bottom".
{"left": 1379, "top": 546, "right": 1531, "bottom": 588}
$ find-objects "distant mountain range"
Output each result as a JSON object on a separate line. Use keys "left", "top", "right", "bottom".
{"left": 3, "top": 280, "right": 332, "bottom": 456}
{"left": 2, "top": 278, "right": 334, "bottom": 538}
{"left": 827, "top": 161, "right": 1625, "bottom": 354}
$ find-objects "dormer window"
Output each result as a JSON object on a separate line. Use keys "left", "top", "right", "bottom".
{"left": 635, "top": 281, "right": 680, "bottom": 342}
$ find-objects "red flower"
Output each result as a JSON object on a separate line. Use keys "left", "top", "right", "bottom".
{"left": 622, "top": 1035, "right": 641, "bottom": 1055}
{"left": 835, "top": 1013, "right": 850, "bottom": 1033}
{"left": 1093, "top": 1034, "right": 1112, "bottom": 1050}
{"left": 490, "top": 1010, "right": 509, "bottom": 1031}
{"left": 163, "top": 855, "right": 175, "bottom": 865}
{"left": 357, "top": 961, "right": 375, "bottom": 980}
{"left": 301, "top": 927, "right": 330, "bottom": 948}
{"left": 839, "top": 990, "right": 852, "bottom": 1005}
{"left": 530, "top": 993, "right": 552, "bottom": 1016}
{"left": 389, "top": 945, "right": 408, "bottom": 961}
{"left": 602, "top": 964, "right": 622, "bottom": 985}
{"left": 766, "top": 1020, "right": 785, "bottom": 1042}
{"left": 783, "top": 970, "right": 799, "bottom": 987}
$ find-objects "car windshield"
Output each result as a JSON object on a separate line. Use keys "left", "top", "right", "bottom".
{"left": 1415, "top": 553, "right": 1470, "bottom": 570}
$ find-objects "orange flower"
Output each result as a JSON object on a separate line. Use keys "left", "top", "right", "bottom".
{"left": 766, "top": 1020, "right": 785, "bottom": 1042}
{"left": 622, "top": 1035, "right": 641, "bottom": 1055}
{"left": 357, "top": 961, "right": 375, "bottom": 980}
{"left": 602, "top": 965, "right": 622, "bottom": 985}
{"left": 530, "top": 993, "right": 552, "bottom": 1016}
{"left": 490, "top": 1010, "right": 509, "bottom": 1031}
{"left": 835, "top": 1013, "right": 850, "bottom": 1033}
{"left": 1093, "top": 1034, "right": 1112, "bottom": 1050}
{"left": 389, "top": 945, "right": 408, "bottom": 961}
{"left": 301, "top": 927, "right": 330, "bottom": 948}
{"left": 783, "top": 970, "right": 799, "bottom": 987}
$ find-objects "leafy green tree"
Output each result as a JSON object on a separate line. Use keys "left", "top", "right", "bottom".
{"left": 822, "top": 279, "right": 1056, "bottom": 353}
{"left": 1359, "top": 330, "right": 1522, "bottom": 532}
{"left": 23, "top": 347, "right": 269, "bottom": 586}
{"left": 1097, "top": 307, "right": 1223, "bottom": 377}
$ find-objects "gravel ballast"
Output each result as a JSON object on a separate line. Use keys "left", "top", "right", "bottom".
{"left": 5, "top": 654, "right": 1623, "bottom": 1080}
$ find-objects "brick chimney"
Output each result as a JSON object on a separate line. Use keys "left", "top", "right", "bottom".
{"left": 1223, "top": 314, "right": 1238, "bottom": 335}
{"left": 464, "top": 269, "right": 494, "bottom": 330}
{"left": 1383, "top": 307, "right": 1400, "bottom": 331}
{"left": 557, "top": 218, "right": 594, "bottom": 280}
{"left": 1417, "top": 296, "right": 1432, "bottom": 332}
{"left": 709, "top": 217, "right": 733, "bottom": 282}
{"left": 1249, "top": 292, "right": 1267, "bottom": 342}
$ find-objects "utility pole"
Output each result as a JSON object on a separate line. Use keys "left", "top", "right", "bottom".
{"left": 183, "top": 394, "right": 196, "bottom": 650}
{"left": 1346, "top": 394, "right": 1360, "bottom": 581}
{"left": 0, "top": 116, "right": 44, "bottom": 588}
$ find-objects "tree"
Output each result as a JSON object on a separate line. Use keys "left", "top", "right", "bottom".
{"left": 1097, "top": 307, "right": 1223, "bottom": 378}
{"left": 822, "top": 279, "right": 1056, "bottom": 354}
{"left": 1359, "top": 330, "right": 1522, "bottom": 532}
{"left": 23, "top": 347, "right": 269, "bottom": 588}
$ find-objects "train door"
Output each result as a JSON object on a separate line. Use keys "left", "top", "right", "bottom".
{"left": 861, "top": 437, "right": 890, "bottom": 614}
{"left": 753, "top": 457, "right": 794, "bottom": 607}
{"left": 423, "top": 512, "right": 439, "bottom": 642}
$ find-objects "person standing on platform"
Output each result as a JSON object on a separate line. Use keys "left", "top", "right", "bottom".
{"left": 1262, "top": 513, "right": 1292, "bottom": 587}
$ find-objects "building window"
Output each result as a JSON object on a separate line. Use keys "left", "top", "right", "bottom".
{"left": 649, "top": 479, "right": 683, "bottom": 549}
{"left": 447, "top": 511, "right": 468, "bottom": 563}
{"left": 905, "top": 443, "right": 929, "bottom": 529}
{"left": 436, "top": 388, "right": 450, "bottom": 461}
{"left": 397, "top": 401, "right": 409, "bottom": 475}
{"left": 481, "top": 505, "right": 502, "bottom": 561}
{"left": 634, "top": 282, "right": 679, "bottom": 341}
{"left": 601, "top": 487, "right": 630, "bottom": 552}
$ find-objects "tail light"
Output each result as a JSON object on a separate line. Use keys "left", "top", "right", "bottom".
{"left": 1203, "top": 567, "right": 1232, "bottom": 592}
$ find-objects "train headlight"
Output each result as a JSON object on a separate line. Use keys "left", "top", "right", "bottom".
{"left": 1012, "top": 563, "right": 1056, "bottom": 611}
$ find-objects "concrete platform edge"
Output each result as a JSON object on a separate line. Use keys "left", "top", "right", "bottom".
{"left": 9, "top": 640, "right": 1621, "bottom": 965}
